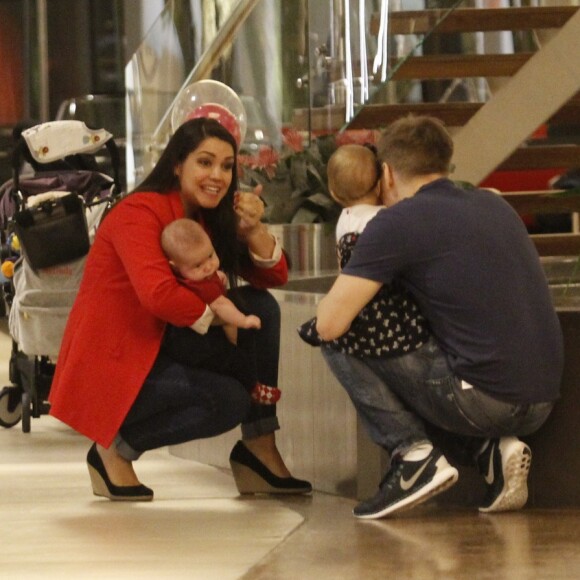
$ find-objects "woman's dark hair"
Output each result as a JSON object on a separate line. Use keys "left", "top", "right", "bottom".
{"left": 137, "top": 117, "right": 243, "bottom": 285}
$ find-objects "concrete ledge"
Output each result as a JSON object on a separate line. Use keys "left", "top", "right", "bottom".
{"left": 171, "top": 274, "right": 580, "bottom": 508}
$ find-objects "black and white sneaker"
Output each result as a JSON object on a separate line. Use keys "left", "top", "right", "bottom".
{"left": 477, "top": 437, "right": 532, "bottom": 513}
{"left": 353, "top": 449, "right": 459, "bottom": 519}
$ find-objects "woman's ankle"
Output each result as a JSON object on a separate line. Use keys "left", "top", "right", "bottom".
{"left": 242, "top": 433, "right": 291, "bottom": 478}
{"left": 96, "top": 443, "right": 141, "bottom": 487}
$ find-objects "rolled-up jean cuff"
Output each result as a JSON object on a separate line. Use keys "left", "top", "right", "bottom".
{"left": 241, "top": 416, "right": 280, "bottom": 439}
{"left": 114, "top": 434, "right": 143, "bottom": 462}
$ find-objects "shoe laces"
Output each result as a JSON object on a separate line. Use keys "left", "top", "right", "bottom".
{"left": 379, "top": 457, "right": 405, "bottom": 490}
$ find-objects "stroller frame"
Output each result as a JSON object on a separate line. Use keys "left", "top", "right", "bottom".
{"left": 0, "top": 120, "right": 123, "bottom": 432}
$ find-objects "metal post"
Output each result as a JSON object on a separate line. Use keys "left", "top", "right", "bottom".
{"left": 36, "top": 0, "right": 49, "bottom": 121}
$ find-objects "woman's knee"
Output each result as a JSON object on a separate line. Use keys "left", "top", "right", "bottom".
{"left": 181, "top": 369, "right": 252, "bottom": 433}
{"left": 233, "top": 287, "right": 280, "bottom": 324}
{"left": 219, "top": 378, "right": 253, "bottom": 425}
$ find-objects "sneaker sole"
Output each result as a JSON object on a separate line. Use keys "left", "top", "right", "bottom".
{"left": 479, "top": 444, "right": 531, "bottom": 513}
{"left": 354, "top": 465, "right": 459, "bottom": 520}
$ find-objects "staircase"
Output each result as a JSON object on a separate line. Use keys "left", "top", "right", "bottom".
{"left": 294, "top": 3, "right": 580, "bottom": 256}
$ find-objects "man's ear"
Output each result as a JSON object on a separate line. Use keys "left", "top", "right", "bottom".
{"left": 380, "top": 163, "right": 399, "bottom": 208}
{"left": 382, "top": 162, "right": 394, "bottom": 187}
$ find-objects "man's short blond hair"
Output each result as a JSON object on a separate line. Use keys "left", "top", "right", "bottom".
{"left": 327, "top": 144, "right": 380, "bottom": 205}
{"left": 377, "top": 115, "right": 453, "bottom": 178}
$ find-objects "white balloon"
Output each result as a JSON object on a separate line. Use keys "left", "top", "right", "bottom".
{"left": 171, "top": 80, "right": 247, "bottom": 145}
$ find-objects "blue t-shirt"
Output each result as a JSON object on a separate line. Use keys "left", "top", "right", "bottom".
{"left": 343, "top": 178, "right": 563, "bottom": 404}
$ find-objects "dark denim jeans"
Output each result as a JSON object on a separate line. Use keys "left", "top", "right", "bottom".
{"left": 228, "top": 286, "right": 281, "bottom": 438}
{"left": 322, "top": 337, "right": 554, "bottom": 464}
{"left": 116, "top": 287, "right": 282, "bottom": 460}
{"left": 116, "top": 353, "right": 251, "bottom": 460}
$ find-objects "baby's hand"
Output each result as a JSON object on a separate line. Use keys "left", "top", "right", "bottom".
{"left": 243, "top": 315, "right": 261, "bottom": 329}
{"left": 217, "top": 270, "right": 228, "bottom": 287}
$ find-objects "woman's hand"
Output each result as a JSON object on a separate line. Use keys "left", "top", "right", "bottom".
{"left": 234, "top": 184, "right": 265, "bottom": 237}
{"left": 234, "top": 183, "right": 277, "bottom": 260}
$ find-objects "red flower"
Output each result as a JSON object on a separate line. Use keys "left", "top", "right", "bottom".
{"left": 239, "top": 147, "right": 280, "bottom": 180}
{"left": 282, "top": 127, "right": 304, "bottom": 153}
{"left": 238, "top": 153, "right": 257, "bottom": 169}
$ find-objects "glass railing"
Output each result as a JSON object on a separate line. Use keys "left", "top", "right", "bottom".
{"left": 125, "top": 0, "right": 264, "bottom": 189}
{"left": 307, "top": 0, "right": 571, "bottom": 133}
{"left": 291, "top": 0, "right": 470, "bottom": 133}
{"left": 125, "top": 0, "right": 578, "bottom": 218}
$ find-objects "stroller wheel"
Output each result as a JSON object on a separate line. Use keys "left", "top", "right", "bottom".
{"left": 21, "top": 391, "right": 31, "bottom": 433}
{"left": 0, "top": 386, "right": 22, "bottom": 428}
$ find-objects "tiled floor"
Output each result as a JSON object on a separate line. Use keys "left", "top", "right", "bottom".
{"left": 0, "top": 416, "right": 305, "bottom": 579}
{"left": 1, "top": 323, "right": 579, "bottom": 579}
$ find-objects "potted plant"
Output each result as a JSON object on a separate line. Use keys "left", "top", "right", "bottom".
{"left": 239, "top": 128, "right": 379, "bottom": 224}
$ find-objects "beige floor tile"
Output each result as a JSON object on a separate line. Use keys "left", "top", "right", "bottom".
{"left": 0, "top": 417, "right": 303, "bottom": 580}
{"left": 1, "top": 309, "right": 579, "bottom": 580}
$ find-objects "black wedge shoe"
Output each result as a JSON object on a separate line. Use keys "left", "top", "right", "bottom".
{"left": 87, "top": 443, "right": 154, "bottom": 501}
{"left": 229, "top": 440, "right": 312, "bottom": 495}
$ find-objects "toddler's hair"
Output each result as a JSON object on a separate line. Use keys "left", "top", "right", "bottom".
{"left": 327, "top": 143, "right": 381, "bottom": 205}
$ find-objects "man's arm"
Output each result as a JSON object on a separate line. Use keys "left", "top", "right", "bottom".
{"left": 316, "top": 274, "right": 382, "bottom": 341}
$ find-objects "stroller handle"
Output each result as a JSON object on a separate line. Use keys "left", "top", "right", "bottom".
{"left": 11, "top": 125, "right": 122, "bottom": 209}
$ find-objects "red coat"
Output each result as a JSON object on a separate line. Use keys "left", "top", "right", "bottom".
{"left": 48, "top": 191, "right": 288, "bottom": 447}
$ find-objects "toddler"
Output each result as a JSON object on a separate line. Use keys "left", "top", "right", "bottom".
{"left": 299, "top": 143, "right": 430, "bottom": 357}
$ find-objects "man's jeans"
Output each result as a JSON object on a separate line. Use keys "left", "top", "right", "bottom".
{"left": 322, "top": 337, "right": 553, "bottom": 463}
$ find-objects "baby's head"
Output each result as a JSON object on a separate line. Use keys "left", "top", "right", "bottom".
{"left": 161, "top": 218, "right": 220, "bottom": 282}
{"left": 327, "top": 144, "right": 382, "bottom": 207}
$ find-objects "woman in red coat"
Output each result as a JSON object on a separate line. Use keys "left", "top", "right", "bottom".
{"left": 49, "top": 117, "right": 311, "bottom": 500}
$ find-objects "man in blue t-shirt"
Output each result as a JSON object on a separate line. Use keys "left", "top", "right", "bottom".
{"left": 316, "top": 115, "right": 563, "bottom": 519}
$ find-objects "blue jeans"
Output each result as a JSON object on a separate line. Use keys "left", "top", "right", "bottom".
{"left": 322, "top": 337, "right": 554, "bottom": 464}
{"left": 116, "top": 288, "right": 281, "bottom": 460}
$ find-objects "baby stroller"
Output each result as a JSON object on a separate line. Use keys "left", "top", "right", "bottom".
{"left": 0, "top": 120, "right": 123, "bottom": 432}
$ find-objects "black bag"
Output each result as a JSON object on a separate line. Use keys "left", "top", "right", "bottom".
{"left": 14, "top": 193, "right": 90, "bottom": 270}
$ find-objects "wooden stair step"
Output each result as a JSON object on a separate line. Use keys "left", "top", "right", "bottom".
{"left": 550, "top": 92, "right": 580, "bottom": 125}
{"left": 372, "top": 6, "right": 578, "bottom": 36}
{"left": 499, "top": 144, "right": 580, "bottom": 171}
{"left": 350, "top": 96, "right": 580, "bottom": 129}
{"left": 291, "top": 102, "right": 482, "bottom": 131}
{"left": 329, "top": 54, "right": 532, "bottom": 83}
{"left": 530, "top": 233, "right": 580, "bottom": 257}
{"left": 391, "top": 53, "right": 531, "bottom": 80}
{"left": 348, "top": 102, "right": 480, "bottom": 129}
{"left": 501, "top": 190, "right": 580, "bottom": 214}
{"left": 293, "top": 94, "right": 580, "bottom": 132}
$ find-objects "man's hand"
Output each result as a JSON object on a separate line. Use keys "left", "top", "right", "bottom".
{"left": 316, "top": 274, "right": 382, "bottom": 340}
